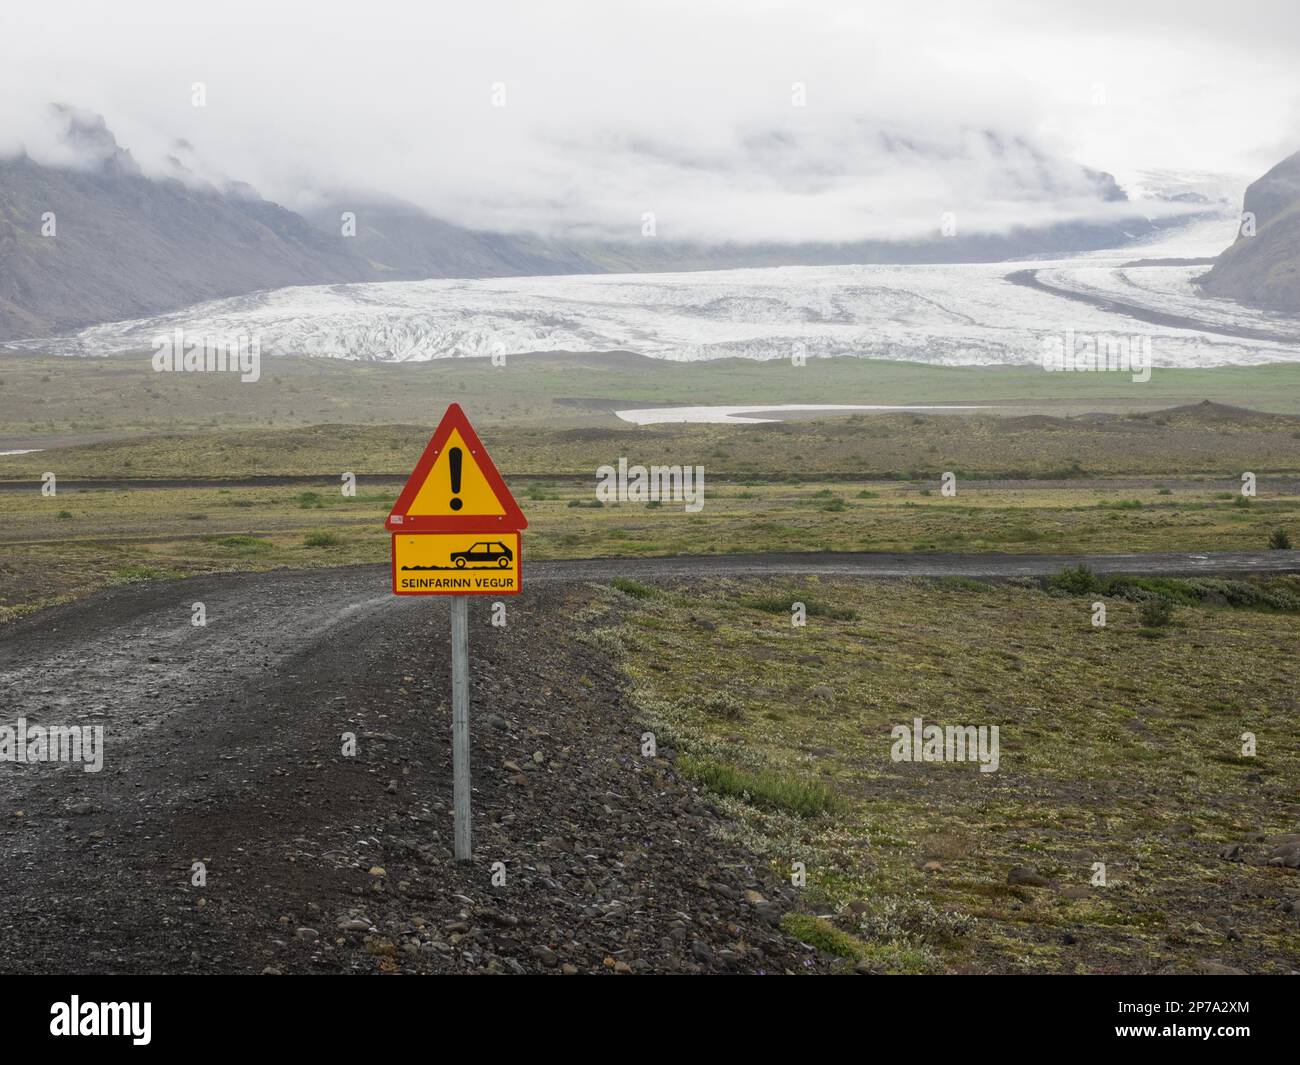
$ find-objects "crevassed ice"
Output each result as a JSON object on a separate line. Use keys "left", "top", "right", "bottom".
{"left": 22, "top": 253, "right": 1300, "bottom": 369}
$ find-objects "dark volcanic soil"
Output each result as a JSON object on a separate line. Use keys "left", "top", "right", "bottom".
{"left": 0, "top": 568, "right": 832, "bottom": 974}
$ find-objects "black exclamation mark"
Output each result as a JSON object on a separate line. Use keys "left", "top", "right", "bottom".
{"left": 448, "top": 447, "right": 463, "bottom": 511}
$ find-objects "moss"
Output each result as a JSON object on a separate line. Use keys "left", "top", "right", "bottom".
{"left": 680, "top": 755, "right": 839, "bottom": 817}
{"left": 740, "top": 593, "right": 857, "bottom": 621}
{"left": 780, "top": 913, "right": 867, "bottom": 960}
{"left": 210, "top": 534, "right": 274, "bottom": 554}
{"left": 611, "top": 577, "right": 658, "bottom": 599}
{"left": 612, "top": 575, "right": 1300, "bottom": 975}
{"left": 108, "top": 564, "right": 182, "bottom": 583}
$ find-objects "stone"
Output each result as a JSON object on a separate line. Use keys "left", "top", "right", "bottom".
{"left": 1007, "top": 866, "right": 1051, "bottom": 888}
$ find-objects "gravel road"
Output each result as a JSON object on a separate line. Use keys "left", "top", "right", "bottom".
{"left": 1, "top": 549, "right": 1297, "bottom": 974}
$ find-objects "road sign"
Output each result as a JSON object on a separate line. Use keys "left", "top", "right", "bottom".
{"left": 385, "top": 403, "right": 527, "bottom": 533}
{"left": 386, "top": 405, "right": 528, "bottom": 863}
{"left": 392, "top": 531, "right": 521, "bottom": 595}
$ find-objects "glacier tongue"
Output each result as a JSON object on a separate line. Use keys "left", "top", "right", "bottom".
{"left": 19, "top": 255, "right": 1300, "bottom": 369}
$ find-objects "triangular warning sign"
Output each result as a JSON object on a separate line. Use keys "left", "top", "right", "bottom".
{"left": 385, "top": 404, "right": 527, "bottom": 532}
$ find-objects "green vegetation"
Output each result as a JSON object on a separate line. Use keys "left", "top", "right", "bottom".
{"left": 1048, "top": 564, "right": 1099, "bottom": 595}
{"left": 1, "top": 380, "right": 1298, "bottom": 622}
{"left": 7, "top": 398, "right": 1300, "bottom": 482}
{"left": 1, "top": 457, "right": 1298, "bottom": 619}
{"left": 6, "top": 353, "right": 1300, "bottom": 449}
{"left": 611, "top": 576, "right": 658, "bottom": 599}
{"left": 680, "top": 754, "right": 840, "bottom": 817}
{"left": 109, "top": 563, "right": 181, "bottom": 583}
{"left": 210, "top": 534, "right": 275, "bottom": 554}
{"left": 1137, "top": 597, "right": 1176, "bottom": 628}
{"left": 740, "top": 594, "right": 857, "bottom": 621}
{"left": 598, "top": 576, "right": 1300, "bottom": 974}
{"left": 779, "top": 913, "right": 869, "bottom": 962}
{"left": 1046, "top": 567, "right": 1300, "bottom": 613}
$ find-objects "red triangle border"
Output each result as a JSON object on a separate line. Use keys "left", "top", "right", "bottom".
{"left": 384, "top": 404, "right": 528, "bottom": 532}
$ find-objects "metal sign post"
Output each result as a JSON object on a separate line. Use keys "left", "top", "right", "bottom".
{"left": 385, "top": 405, "right": 527, "bottom": 865}
{"left": 450, "top": 594, "right": 471, "bottom": 861}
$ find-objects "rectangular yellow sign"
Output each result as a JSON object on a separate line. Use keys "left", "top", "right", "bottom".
{"left": 391, "top": 532, "right": 521, "bottom": 595}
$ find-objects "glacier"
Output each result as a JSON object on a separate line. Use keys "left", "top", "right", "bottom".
{"left": 12, "top": 201, "right": 1299, "bottom": 369}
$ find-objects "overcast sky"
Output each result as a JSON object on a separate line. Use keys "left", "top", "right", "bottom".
{"left": 2, "top": 0, "right": 1297, "bottom": 242}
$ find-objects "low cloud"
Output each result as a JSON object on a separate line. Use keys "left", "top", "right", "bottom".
{"left": 1, "top": 0, "right": 1296, "bottom": 243}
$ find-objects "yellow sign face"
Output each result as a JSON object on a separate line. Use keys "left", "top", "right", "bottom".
{"left": 392, "top": 532, "right": 521, "bottom": 596}
{"left": 406, "top": 428, "right": 507, "bottom": 520}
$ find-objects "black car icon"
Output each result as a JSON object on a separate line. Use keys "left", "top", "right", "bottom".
{"left": 450, "top": 541, "right": 514, "bottom": 568}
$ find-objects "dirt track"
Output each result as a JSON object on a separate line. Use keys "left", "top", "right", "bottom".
{"left": 1, "top": 550, "right": 1298, "bottom": 974}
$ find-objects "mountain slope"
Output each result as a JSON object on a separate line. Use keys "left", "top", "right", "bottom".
{"left": 0, "top": 108, "right": 370, "bottom": 341}
{"left": 1199, "top": 150, "right": 1300, "bottom": 313}
{"left": 1, "top": 108, "right": 1177, "bottom": 344}
{"left": 301, "top": 199, "right": 595, "bottom": 279}
{"left": 308, "top": 198, "right": 1161, "bottom": 283}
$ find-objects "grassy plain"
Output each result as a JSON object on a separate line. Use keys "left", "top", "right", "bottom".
{"left": 594, "top": 576, "right": 1300, "bottom": 973}
{"left": 5, "top": 350, "right": 1300, "bottom": 448}
{"left": 2, "top": 469, "right": 1298, "bottom": 621}
{"left": 3, "top": 390, "right": 1299, "bottom": 619}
